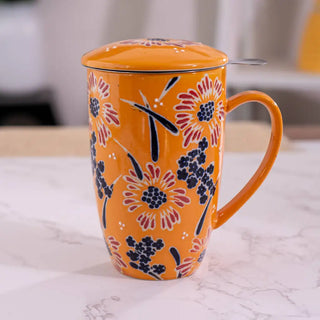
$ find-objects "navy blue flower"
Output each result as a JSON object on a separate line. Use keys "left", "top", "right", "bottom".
{"left": 188, "top": 149, "right": 199, "bottom": 159}
{"left": 152, "top": 239, "right": 164, "bottom": 250}
{"left": 198, "top": 137, "right": 208, "bottom": 151}
{"left": 196, "top": 167, "right": 205, "bottom": 178}
{"left": 140, "top": 254, "right": 151, "bottom": 264}
{"left": 206, "top": 179, "right": 214, "bottom": 189}
{"left": 197, "top": 101, "right": 215, "bottom": 122}
{"left": 201, "top": 173, "right": 209, "bottom": 184}
{"left": 197, "top": 184, "right": 207, "bottom": 196}
{"left": 126, "top": 236, "right": 136, "bottom": 247}
{"left": 127, "top": 250, "right": 139, "bottom": 261}
{"left": 144, "top": 246, "right": 156, "bottom": 257}
{"left": 90, "top": 97, "right": 100, "bottom": 118}
{"left": 209, "top": 184, "right": 216, "bottom": 196}
{"left": 186, "top": 175, "right": 198, "bottom": 189}
{"left": 141, "top": 187, "right": 168, "bottom": 210}
{"left": 101, "top": 179, "right": 107, "bottom": 188}
{"left": 135, "top": 242, "right": 144, "bottom": 253}
{"left": 152, "top": 264, "right": 166, "bottom": 275}
{"left": 91, "top": 131, "right": 97, "bottom": 144}
{"left": 90, "top": 132, "right": 114, "bottom": 203}
{"left": 97, "top": 160, "right": 105, "bottom": 173}
{"left": 206, "top": 163, "right": 214, "bottom": 174}
{"left": 96, "top": 169, "right": 102, "bottom": 178}
{"left": 197, "top": 152, "right": 206, "bottom": 165}
{"left": 178, "top": 156, "right": 190, "bottom": 168}
{"left": 90, "top": 132, "right": 97, "bottom": 173}
{"left": 176, "top": 135, "right": 216, "bottom": 205}
{"left": 129, "top": 262, "right": 139, "bottom": 269}
{"left": 98, "top": 175, "right": 105, "bottom": 184}
{"left": 200, "top": 194, "right": 208, "bottom": 204}
{"left": 189, "top": 161, "right": 198, "bottom": 173}
{"left": 126, "top": 236, "right": 165, "bottom": 279}
{"left": 139, "top": 262, "right": 150, "bottom": 273}
{"left": 177, "top": 168, "right": 188, "bottom": 181}
{"left": 104, "top": 186, "right": 113, "bottom": 197}
{"left": 142, "top": 236, "right": 153, "bottom": 246}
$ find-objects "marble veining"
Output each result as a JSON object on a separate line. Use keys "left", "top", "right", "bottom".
{"left": 0, "top": 147, "right": 319, "bottom": 319}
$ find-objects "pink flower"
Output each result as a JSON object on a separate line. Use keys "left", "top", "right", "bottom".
{"left": 174, "top": 74, "right": 225, "bottom": 148}
{"left": 123, "top": 162, "right": 191, "bottom": 231}
{"left": 176, "top": 257, "right": 196, "bottom": 277}
{"left": 173, "top": 227, "right": 211, "bottom": 278}
{"left": 87, "top": 72, "right": 119, "bottom": 147}
{"left": 106, "top": 236, "right": 127, "bottom": 272}
{"left": 190, "top": 227, "right": 211, "bottom": 253}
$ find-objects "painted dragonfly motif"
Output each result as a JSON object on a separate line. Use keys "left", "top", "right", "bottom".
{"left": 121, "top": 76, "right": 180, "bottom": 162}
{"left": 91, "top": 130, "right": 144, "bottom": 230}
{"left": 101, "top": 139, "right": 145, "bottom": 230}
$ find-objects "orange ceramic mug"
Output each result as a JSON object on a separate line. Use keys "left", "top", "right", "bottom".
{"left": 82, "top": 39, "right": 282, "bottom": 280}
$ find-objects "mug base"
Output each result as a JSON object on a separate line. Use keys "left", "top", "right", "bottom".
{"left": 115, "top": 263, "right": 199, "bottom": 281}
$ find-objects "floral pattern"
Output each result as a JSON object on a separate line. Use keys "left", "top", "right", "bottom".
{"left": 86, "top": 68, "right": 225, "bottom": 279}
{"left": 126, "top": 236, "right": 165, "bottom": 280}
{"left": 90, "top": 131, "right": 113, "bottom": 200}
{"left": 90, "top": 131, "right": 117, "bottom": 229}
{"left": 174, "top": 74, "right": 225, "bottom": 148}
{"left": 105, "top": 236, "right": 127, "bottom": 272}
{"left": 176, "top": 257, "right": 196, "bottom": 277}
{"left": 88, "top": 72, "right": 120, "bottom": 147}
{"left": 121, "top": 76, "right": 179, "bottom": 162}
{"left": 170, "top": 246, "right": 195, "bottom": 278}
{"left": 119, "top": 38, "right": 200, "bottom": 47}
{"left": 177, "top": 137, "right": 216, "bottom": 205}
{"left": 170, "top": 228, "right": 211, "bottom": 278}
{"left": 190, "top": 227, "right": 211, "bottom": 262}
{"left": 123, "top": 162, "right": 191, "bottom": 231}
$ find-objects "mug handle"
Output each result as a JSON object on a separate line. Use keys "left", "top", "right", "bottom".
{"left": 213, "top": 91, "right": 283, "bottom": 229}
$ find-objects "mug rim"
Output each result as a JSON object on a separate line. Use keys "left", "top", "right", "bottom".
{"left": 82, "top": 64, "right": 227, "bottom": 74}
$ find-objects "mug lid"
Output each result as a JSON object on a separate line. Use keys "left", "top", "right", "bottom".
{"left": 81, "top": 38, "right": 228, "bottom": 73}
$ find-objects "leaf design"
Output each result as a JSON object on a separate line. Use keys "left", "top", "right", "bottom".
{"left": 170, "top": 247, "right": 181, "bottom": 266}
{"left": 121, "top": 99, "right": 178, "bottom": 134}
{"left": 140, "top": 90, "right": 159, "bottom": 162}
{"left": 149, "top": 116, "right": 159, "bottom": 162}
{"left": 195, "top": 195, "right": 212, "bottom": 236}
{"left": 121, "top": 77, "right": 180, "bottom": 162}
{"left": 159, "top": 76, "right": 180, "bottom": 101}
{"left": 114, "top": 138, "right": 143, "bottom": 180}
{"left": 170, "top": 247, "right": 182, "bottom": 278}
{"left": 127, "top": 153, "right": 143, "bottom": 180}
{"left": 102, "top": 196, "right": 108, "bottom": 229}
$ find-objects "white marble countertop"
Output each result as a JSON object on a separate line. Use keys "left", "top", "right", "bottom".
{"left": 0, "top": 143, "right": 319, "bottom": 319}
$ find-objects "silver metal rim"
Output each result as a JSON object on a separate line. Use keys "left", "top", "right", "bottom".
{"left": 82, "top": 64, "right": 227, "bottom": 74}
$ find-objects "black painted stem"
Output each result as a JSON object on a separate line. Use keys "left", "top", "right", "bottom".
{"left": 165, "top": 76, "right": 179, "bottom": 92}
{"left": 102, "top": 196, "right": 108, "bottom": 229}
{"left": 148, "top": 271, "right": 161, "bottom": 280}
{"left": 149, "top": 115, "right": 159, "bottom": 162}
{"left": 133, "top": 103, "right": 178, "bottom": 134}
{"left": 195, "top": 195, "right": 212, "bottom": 236}
{"left": 127, "top": 153, "right": 143, "bottom": 180}
{"left": 169, "top": 247, "right": 181, "bottom": 266}
{"left": 144, "top": 99, "right": 159, "bottom": 163}
{"left": 170, "top": 247, "right": 182, "bottom": 278}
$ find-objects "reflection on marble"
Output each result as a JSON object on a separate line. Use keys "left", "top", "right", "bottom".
{"left": 0, "top": 148, "right": 319, "bottom": 319}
